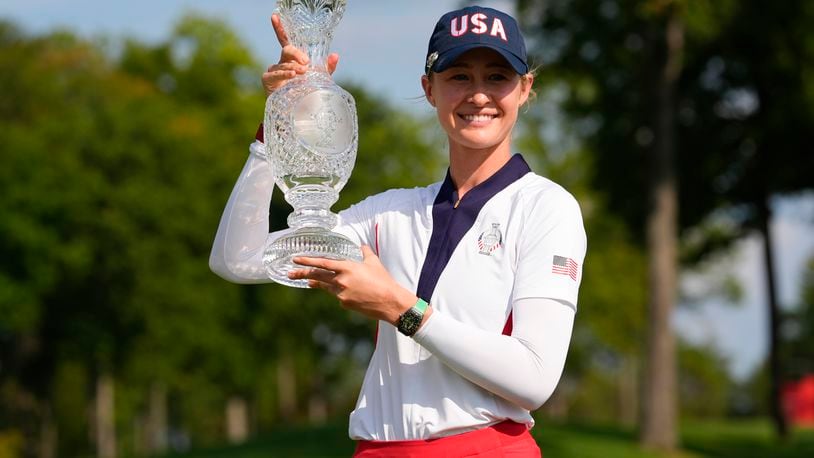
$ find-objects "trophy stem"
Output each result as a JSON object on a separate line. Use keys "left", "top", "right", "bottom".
{"left": 305, "top": 45, "right": 330, "bottom": 72}
{"left": 287, "top": 206, "right": 338, "bottom": 229}
{"left": 284, "top": 184, "right": 339, "bottom": 229}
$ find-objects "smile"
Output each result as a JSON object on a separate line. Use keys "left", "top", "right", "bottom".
{"left": 459, "top": 114, "right": 497, "bottom": 122}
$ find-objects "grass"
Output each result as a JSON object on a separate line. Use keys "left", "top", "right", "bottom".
{"left": 163, "top": 422, "right": 355, "bottom": 457}
{"left": 163, "top": 418, "right": 814, "bottom": 458}
{"left": 681, "top": 419, "right": 814, "bottom": 458}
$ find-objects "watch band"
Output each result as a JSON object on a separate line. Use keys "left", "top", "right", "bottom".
{"left": 412, "top": 298, "right": 429, "bottom": 314}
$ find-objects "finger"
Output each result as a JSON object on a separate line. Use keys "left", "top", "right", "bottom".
{"left": 291, "top": 267, "right": 338, "bottom": 284}
{"left": 281, "top": 44, "right": 309, "bottom": 65}
{"left": 292, "top": 256, "right": 345, "bottom": 272}
{"left": 308, "top": 279, "right": 341, "bottom": 295}
{"left": 263, "top": 65, "right": 307, "bottom": 84}
{"left": 266, "top": 62, "right": 308, "bottom": 73}
{"left": 327, "top": 53, "right": 340, "bottom": 75}
{"left": 262, "top": 70, "right": 296, "bottom": 95}
{"left": 271, "top": 13, "right": 290, "bottom": 48}
{"left": 263, "top": 70, "right": 295, "bottom": 80}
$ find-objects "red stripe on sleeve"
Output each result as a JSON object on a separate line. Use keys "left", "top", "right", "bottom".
{"left": 374, "top": 222, "right": 380, "bottom": 256}
{"left": 501, "top": 311, "right": 513, "bottom": 336}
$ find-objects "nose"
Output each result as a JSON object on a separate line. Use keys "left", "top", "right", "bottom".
{"left": 469, "top": 91, "right": 490, "bottom": 106}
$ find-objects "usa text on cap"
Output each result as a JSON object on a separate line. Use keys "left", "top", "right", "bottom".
{"left": 425, "top": 6, "right": 529, "bottom": 75}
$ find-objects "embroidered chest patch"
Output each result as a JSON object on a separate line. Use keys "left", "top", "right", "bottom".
{"left": 477, "top": 223, "right": 503, "bottom": 256}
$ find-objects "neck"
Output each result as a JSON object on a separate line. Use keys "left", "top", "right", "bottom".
{"left": 448, "top": 141, "right": 512, "bottom": 198}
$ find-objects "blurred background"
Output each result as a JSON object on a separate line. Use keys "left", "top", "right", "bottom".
{"left": 1, "top": 0, "right": 813, "bottom": 457}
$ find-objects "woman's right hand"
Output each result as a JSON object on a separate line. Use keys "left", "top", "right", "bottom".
{"left": 262, "top": 13, "right": 340, "bottom": 96}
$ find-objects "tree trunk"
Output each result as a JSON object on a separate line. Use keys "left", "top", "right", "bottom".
{"left": 640, "top": 7, "right": 682, "bottom": 452}
{"left": 38, "top": 405, "right": 57, "bottom": 458}
{"left": 146, "top": 382, "right": 168, "bottom": 453}
{"left": 277, "top": 357, "right": 297, "bottom": 421}
{"left": 757, "top": 197, "right": 789, "bottom": 438}
{"left": 226, "top": 396, "right": 249, "bottom": 444}
{"left": 95, "top": 374, "right": 116, "bottom": 458}
{"left": 619, "top": 355, "right": 638, "bottom": 428}
{"left": 308, "top": 374, "right": 327, "bottom": 424}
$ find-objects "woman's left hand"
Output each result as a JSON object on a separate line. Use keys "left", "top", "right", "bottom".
{"left": 288, "top": 246, "right": 417, "bottom": 325}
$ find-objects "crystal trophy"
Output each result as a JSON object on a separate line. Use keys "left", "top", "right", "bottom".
{"left": 262, "top": 0, "right": 362, "bottom": 287}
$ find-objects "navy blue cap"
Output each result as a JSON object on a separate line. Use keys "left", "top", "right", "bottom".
{"left": 425, "top": 6, "right": 528, "bottom": 75}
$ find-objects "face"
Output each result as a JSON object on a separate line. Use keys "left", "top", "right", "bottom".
{"left": 422, "top": 48, "right": 532, "bottom": 156}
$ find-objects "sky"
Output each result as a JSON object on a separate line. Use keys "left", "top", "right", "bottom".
{"left": 2, "top": 0, "right": 813, "bottom": 380}
{"left": 674, "top": 196, "right": 814, "bottom": 379}
{"left": 0, "top": 0, "right": 514, "bottom": 112}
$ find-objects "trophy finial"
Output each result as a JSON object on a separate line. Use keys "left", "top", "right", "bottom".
{"left": 277, "top": 0, "right": 347, "bottom": 65}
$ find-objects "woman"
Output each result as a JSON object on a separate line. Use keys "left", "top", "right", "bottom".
{"left": 210, "top": 5, "right": 586, "bottom": 457}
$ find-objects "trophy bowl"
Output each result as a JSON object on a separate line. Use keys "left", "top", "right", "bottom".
{"left": 263, "top": 0, "right": 362, "bottom": 287}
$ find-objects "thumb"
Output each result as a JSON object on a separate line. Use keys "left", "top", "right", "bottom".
{"left": 327, "top": 53, "right": 340, "bottom": 75}
{"left": 360, "top": 245, "right": 377, "bottom": 260}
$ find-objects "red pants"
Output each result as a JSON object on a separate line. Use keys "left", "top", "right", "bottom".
{"left": 353, "top": 421, "right": 542, "bottom": 457}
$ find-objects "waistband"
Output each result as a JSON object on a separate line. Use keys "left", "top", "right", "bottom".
{"left": 353, "top": 421, "right": 535, "bottom": 457}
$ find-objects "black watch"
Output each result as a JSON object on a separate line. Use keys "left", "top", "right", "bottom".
{"left": 396, "top": 299, "right": 429, "bottom": 337}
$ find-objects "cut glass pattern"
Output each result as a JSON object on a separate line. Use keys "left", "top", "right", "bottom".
{"left": 263, "top": 0, "right": 361, "bottom": 287}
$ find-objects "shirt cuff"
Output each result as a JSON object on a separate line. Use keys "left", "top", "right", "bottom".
{"left": 412, "top": 308, "right": 440, "bottom": 342}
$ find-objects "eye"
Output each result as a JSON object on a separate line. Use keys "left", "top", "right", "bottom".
{"left": 449, "top": 73, "right": 470, "bottom": 81}
{"left": 488, "top": 73, "right": 510, "bottom": 81}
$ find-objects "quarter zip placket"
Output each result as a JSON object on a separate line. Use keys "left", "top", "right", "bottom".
{"left": 415, "top": 154, "right": 532, "bottom": 302}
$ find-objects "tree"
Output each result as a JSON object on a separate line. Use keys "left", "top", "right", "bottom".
{"left": 677, "top": 0, "right": 814, "bottom": 437}
{"left": 0, "top": 14, "right": 262, "bottom": 454}
{"left": 514, "top": 0, "right": 696, "bottom": 449}
{"left": 1, "top": 13, "right": 445, "bottom": 455}
{"left": 516, "top": 0, "right": 814, "bottom": 443}
{"left": 783, "top": 257, "right": 814, "bottom": 378}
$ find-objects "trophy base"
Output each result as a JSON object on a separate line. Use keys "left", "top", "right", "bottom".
{"left": 263, "top": 227, "right": 363, "bottom": 288}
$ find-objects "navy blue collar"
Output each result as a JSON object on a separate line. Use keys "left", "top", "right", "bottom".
{"left": 416, "top": 154, "right": 531, "bottom": 301}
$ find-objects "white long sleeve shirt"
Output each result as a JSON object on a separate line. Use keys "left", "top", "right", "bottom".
{"left": 210, "top": 141, "right": 587, "bottom": 440}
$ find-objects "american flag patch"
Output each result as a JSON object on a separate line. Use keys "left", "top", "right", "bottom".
{"left": 552, "top": 255, "right": 579, "bottom": 281}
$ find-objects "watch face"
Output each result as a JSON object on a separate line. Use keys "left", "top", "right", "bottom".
{"left": 398, "top": 309, "right": 423, "bottom": 336}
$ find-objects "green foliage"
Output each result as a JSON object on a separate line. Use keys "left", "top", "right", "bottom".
{"left": 514, "top": 0, "right": 814, "bottom": 430}
{"left": 340, "top": 84, "right": 446, "bottom": 208}
{"left": 0, "top": 16, "right": 266, "bottom": 449}
{"left": 678, "top": 342, "right": 731, "bottom": 418}
{"left": 678, "top": 0, "right": 814, "bottom": 221}
{"left": 51, "top": 361, "right": 90, "bottom": 456}
{"left": 0, "top": 12, "right": 445, "bottom": 455}
{"left": 516, "top": 0, "right": 814, "bottom": 253}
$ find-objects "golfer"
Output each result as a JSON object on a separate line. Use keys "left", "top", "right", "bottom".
{"left": 211, "top": 5, "right": 586, "bottom": 457}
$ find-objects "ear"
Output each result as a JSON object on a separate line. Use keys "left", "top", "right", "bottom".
{"left": 519, "top": 74, "right": 534, "bottom": 106}
{"left": 421, "top": 74, "right": 436, "bottom": 107}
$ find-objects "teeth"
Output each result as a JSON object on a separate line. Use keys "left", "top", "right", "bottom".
{"left": 462, "top": 114, "right": 494, "bottom": 122}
